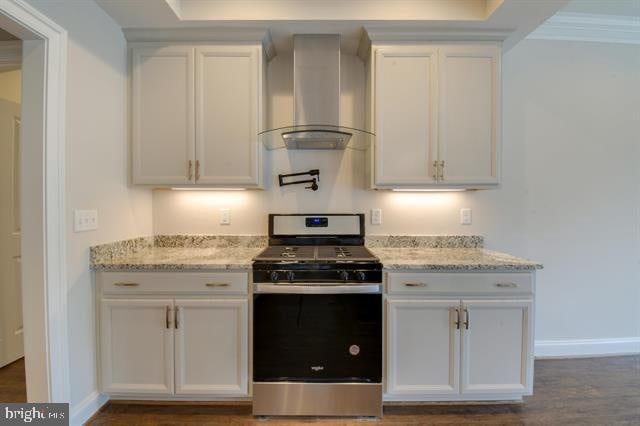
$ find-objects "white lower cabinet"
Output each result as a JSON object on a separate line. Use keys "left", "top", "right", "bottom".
{"left": 100, "top": 299, "right": 175, "bottom": 395}
{"left": 97, "top": 272, "right": 249, "bottom": 398}
{"left": 461, "top": 300, "right": 532, "bottom": 395}
{"left": 385, "top": 272, "right": 535, "bottom": 401}
{"left": 175, "top": 299, "right": 248, "bottom": 395}
{"left": 386, "top": 299, "right": 460, "bottom": 395}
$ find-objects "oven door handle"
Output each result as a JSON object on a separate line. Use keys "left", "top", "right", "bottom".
{"left": 254, "top": 284, "right": 382, "bottom": 294}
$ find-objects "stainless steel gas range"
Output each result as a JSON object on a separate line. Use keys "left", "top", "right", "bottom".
{"left": 252, "top": 213, "right": 383, "bottom": 417}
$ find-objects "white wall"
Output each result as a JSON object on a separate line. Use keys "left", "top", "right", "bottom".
{"left": 25, "top": 0, "right": 152, "bottom": 412}
{"left": 154, "top": 40, "right": 640, "bottom": 352}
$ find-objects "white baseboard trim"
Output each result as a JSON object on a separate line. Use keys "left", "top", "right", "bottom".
{"left": 70, "top": 391, "right": 109, "bottom": 426}
{"left": 535, "top": 337, "right": 640, "bottom": 358}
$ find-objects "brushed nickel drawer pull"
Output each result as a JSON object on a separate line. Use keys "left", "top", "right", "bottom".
{"left": 188, "top": 160, "right": 193, "bottom": 180}
{"left": 454, "top": 308, "right": 460, "bottom": 330}
{"left": 206, "top": 283, "right": 230, "bottom": 287}
{"left": 404, "top": 282, "right": 427, "bottom": 287}
{"left": 496, "top": 282, "right": 518, "bottom": 288}
{"left": 114, "top": 282, "right": 139, "bottom": 287}
{"left": 464, "top": 308, "right": 470, "bottom": 330}
{"left": 165, "top": 306, "right": 171, "bottom": 329}
{"left": 174, "top": 306, "right": 180, "bottom": 329}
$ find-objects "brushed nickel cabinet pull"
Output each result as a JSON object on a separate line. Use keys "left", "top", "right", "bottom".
{"left": 496, "top": 282, "right": 518, "bottom": 288}
{"left": 174, "top": 306, "right": 180, "bottom": 329}
{"left": 195, "top": 160, "right": 200, "bottom": 181}
{"left": 114, "top": 282, "right": 139, "bottom": 287}
{"left": 432, "top": 160, "right": 438, "bottom": 181}
{"left": 439, "top": 160, "right": 445, "bottom": 180}
{"left": 165, "top": 306, "right": 171, "bottom": 329}
{"left": 404, "top": 282, "right": 427, "bottom": 287}
{"left": 464, "top": 308, "right": 470, "bottom": 330}
{"left": 206, "top": 283, "right": 230, "bottom": 287}
{"left": 454, "top": 308, "right": 460, "bottom": 330}
{"left": 188, "top": 160, "right": 193, "bottom": 180}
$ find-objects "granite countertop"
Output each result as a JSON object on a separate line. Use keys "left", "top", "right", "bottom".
{"left": 90, "top": 236, "right": 265, "bottom": 271}
{"left": 370, "top": 247, "right": 542, "bottom": 271}
{"left": 90, "top": 235, "right": 542, "bottom": 272}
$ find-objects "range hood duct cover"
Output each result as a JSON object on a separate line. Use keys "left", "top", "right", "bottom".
{"left": 259, "top": 35, "right": 373, "bottom": 151}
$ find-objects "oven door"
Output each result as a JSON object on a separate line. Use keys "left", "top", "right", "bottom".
{"left": 253, "top": 286, "right": 382, "bottom": 384}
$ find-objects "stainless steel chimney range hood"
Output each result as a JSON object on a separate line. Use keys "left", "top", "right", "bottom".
{"left": 259, "top": 35, "right": 374, "bottom": 151}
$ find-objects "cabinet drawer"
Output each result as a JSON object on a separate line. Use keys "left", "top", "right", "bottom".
{"left": 100, "top": 272, "right": 248, "bottom": 295}
{"left": 387, "top": 272, "right": 532, "bottom": 296}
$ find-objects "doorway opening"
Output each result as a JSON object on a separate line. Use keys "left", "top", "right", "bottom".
{"left": 0, "top": 32, "right": 24, "bottom": 403}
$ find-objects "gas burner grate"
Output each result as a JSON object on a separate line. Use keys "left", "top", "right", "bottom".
{"left": 253, "top": 246, "right": 316, "bottom": 261}
{"left": 316, "top": 246, "right": 378, "bottom": 262}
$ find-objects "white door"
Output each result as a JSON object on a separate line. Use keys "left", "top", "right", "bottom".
{"left": 100, "top": 299, "right": 174, "bottom": 395}
{"left": 374, "top": 46, "right": 438, "bottom": 186}
{"left": 460, "top": 299, "right": 532, "bottom": 395}
{"left": 174, "top": 299, "right": 248, "bottom": 395}
{"left": 386, "top": 299, "right": 460, "bottom": 396}
{"left": 0, "top": 107, "right": 23, "bottom": 368}
{"left": 132, "top": 46, "right": 195, "bottom": 184}
{"left": 195, "top": 46, "right": 261, "bottom": 186}
{"left": 438, "top": 46, "right": 500, "bottom": 185}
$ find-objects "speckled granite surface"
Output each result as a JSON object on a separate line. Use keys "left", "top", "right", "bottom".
{"left": 365, "top": 235, "right": 483, "bottom": 248}
{"left": 370, "top": 248, "right": 542, "bottom": 271}
{"left": 90, "top": 234, "right": 541, "bottom": 271}
{"left": 90, "top": 235, "right": 266, "bottom": 271}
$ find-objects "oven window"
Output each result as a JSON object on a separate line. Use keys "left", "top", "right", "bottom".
{"left": 253, "top": 294, "right": 382, "bottom": 383}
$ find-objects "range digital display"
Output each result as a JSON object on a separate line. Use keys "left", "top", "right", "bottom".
{"left": 305, "top": 217, "right": 328, "bottom": 227}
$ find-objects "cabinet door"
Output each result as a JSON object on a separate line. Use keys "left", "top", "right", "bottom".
{"left": 195, "top": 46, "right": 261, "bottom": 186}
{"left": 461, "top": 299, "right": 532, "bottom": 395}
{"left": 132, "top": 46, "right": 195, "bottom": 184}
{"left": 174, "top": 299, "right": 248, "bottom": 395}
{"left": 374, "top": 47, "right": 438, "bottom": 186}
{"left": 438, "top": 46, "right": 500, "bottom": 185}
{"left": 386, "top": 299, "right": 460, "bottom": 396}
{"left": 100, "top": 299, "right": 174, "bottom": 395}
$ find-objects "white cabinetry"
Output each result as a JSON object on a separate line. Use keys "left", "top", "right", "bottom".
{"left": 132, "top": 46, "right": 195, "bottom": 185}
{"left": 175, "top": 299, "right": 248, "bottom": 395}
{"left": 100, "top": 299, "right": 175, "bottom": 395}
{"left": 386, "top": 299, "right": 459, "bottom": 395}
{"left": 131, "top": 44, "right": 263, "bottom": 187}
{"left": 385, "top": 272, "right": 534, "bottom": 401}
{"left": 97, "top": 272, "right": 249, "bottom": 399}
{"left": 369, "top": 44, "right": 501, "bottom": 189}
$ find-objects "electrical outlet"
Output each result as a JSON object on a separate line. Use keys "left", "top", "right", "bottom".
{"left": 74, "top": 209, "right": 98, "bottom": 232}
{"left": 460, "top": 208, "right": 472, "bottom": 225}
{"left": 220, "top": 208, "right": 231, "bottom": 225}
{"left": 371, "top": 208, "right": 382, "bottom": 225}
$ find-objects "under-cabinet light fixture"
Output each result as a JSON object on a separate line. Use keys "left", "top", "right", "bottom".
{"left": 391, "top": 189, "right": 467, "bottom": 192}
{"left": 170, "top": 187, "right": 246, "bottom": 191}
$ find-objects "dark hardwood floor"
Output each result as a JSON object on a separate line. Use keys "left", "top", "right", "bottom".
{"left": 87, "top": 355, "right": 640, "bottom": 425}
{"left": 0, "top": 358, "right": 27, "bottom": 403}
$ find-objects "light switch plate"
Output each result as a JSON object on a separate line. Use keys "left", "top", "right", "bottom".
{"left": 220, "top": 208, "right": 231, "bottom": 225}
{"left": 74, "top": 209, "right": 98, "bottom": 232}
{"left": 460, "top": 208, "right": 472, "bottom": 225}
{"left": 371, "top": 208, "right": 382, "bottom": 225}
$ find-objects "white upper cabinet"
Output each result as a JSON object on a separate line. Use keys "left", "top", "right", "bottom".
{"left": 195, "top": 46, "right": 261, "bottom": 186}
{"left": 438, "top": 47, "right": 500, "bottom": 185}
{"left": 131, "top": 44, "right": 263, "bottom": 187}
{"left": 370, "top": 44, "right": 501, "bottom": 189}
{"left": 132, "top": 46, "right": 195, "bottom": 185}
{"left": 374, "top": 47, "right": 438, "bottom": 186}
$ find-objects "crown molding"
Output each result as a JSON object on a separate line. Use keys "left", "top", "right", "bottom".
{"left": 528, "top": 12, "right": 640, "bottom": 45}
{"left": 124, "top": 27, "right": 276, "bottom": 59}
{"left": 358, "top": 26, "right": 508, "bottom": 60}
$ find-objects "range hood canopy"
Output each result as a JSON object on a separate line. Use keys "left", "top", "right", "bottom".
{"left": 260, "top": 34, "right": 374, "bottom": 151}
